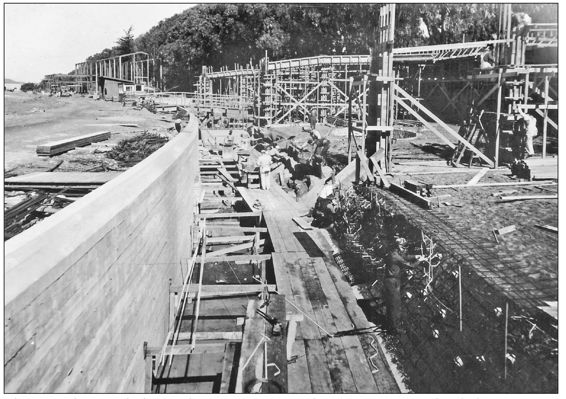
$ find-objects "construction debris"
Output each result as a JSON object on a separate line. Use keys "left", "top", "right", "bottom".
{"left": 494, "top": 225, "right": 516, "bottom": 235}
{"left": 106, "top": 132, "right": 169, "bottom": 167}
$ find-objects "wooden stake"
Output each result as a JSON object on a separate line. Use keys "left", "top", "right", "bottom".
{"left": 504, "top": 301, "right": 509, "bottom": 380}
{"left": 458, "top": 264, "right": 463, "bottom": 332}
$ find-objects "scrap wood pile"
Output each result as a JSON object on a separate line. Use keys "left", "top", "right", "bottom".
{"left": 4, "top": 190, "right": 78, "bottom": 241}
{"left": 106, "top": 132, "right": 169, "bottom": 167}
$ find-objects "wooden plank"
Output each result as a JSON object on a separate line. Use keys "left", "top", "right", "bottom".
{"left": 287, "top": 339, "right": 312, "bottom": 393}
{"left": 144, "top": 345, "right": 154, "bottom": 393}
{"left": 466, "top": 167, "right": 489, "bottom": 185}
{"left": 218, "top": 167, "right": 237, "bottom": 182}
{"left": 195, "top": 254, "right": 271, "bottom": 263}
{"left": 175, "top": 331, "right": 243, "bottom": 341}
{"left": 309, "top": 258, "right": 378, "bottom": 393}
{"left": 356, "top": 151, "right": 375, "bottom": 182}
{"left": 36, "top": 131, "right": 111, "bottom": 156}
{"left": 271, "top": 252, "right": 294, "bottom": 298}
{"left": 162, "top": 343, "right": 227, "bottom": 356}
{"left": 369, "top": 151, "right": 391, "bottom": 188}
{"left": 4, "top": 171, "right": 120, "bottom": 185}
{"left": 206, "top": 225, "right": 268, "bottom": 233}
{"left": 197, "top": 211, "right": 261, "bottom": 219}
{"left": 304, "top": 339, "right": 334, "bottom": 393}
{"left": 495, "top": 225, "right": 516, "bottom": 235}
{"left": 535, "top": 224, "right": 557, "bottom": 233}
{"left": 389, "top": 183, "right": 431, "bottom": 209}
{"left": 235, "top": 299, "right": 264, "bottom": 393}
{"left": 299, "top": 261, "right": 355, "bottom": 393}
{"left": 207, "top": 235, "right": 255, "bottom": 244}
{"left": 498, "top": 194, "right": 557, "bottom": 202}
{"left": 205, "top": 239, "right": 265, "bottom": 258}
{"left": 292, "top": 216, "right": 313, "bottom": 230}
{"left": 265, "top": 294, "right": 288, "bottom": 393}
{"left": 170, "top": 284, "right": 275, "bottom": 294}
{"left": 220, "top": 342, "right": 238, "bottom": 393}
{"left": 433, "top": 181, "right": 557, "bottom": 189}
{"left": 307, "top": 229, "right": 401, "bottom": 392}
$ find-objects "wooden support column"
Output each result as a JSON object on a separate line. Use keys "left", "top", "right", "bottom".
{"left": 347, "top": 77, "right": 354, "bottom": 164}
{"left": 542, "top": 75, "right": 549, "bottom": 158}
{"left": 494, "top": 69, "right": 503, "bottom": 168}
{"left": 367, "top": 4, "right": 395, "bottom": 173}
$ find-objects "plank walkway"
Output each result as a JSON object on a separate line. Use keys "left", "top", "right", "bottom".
{"left": 237, "top": 185, "right": 400, "bottom": 393}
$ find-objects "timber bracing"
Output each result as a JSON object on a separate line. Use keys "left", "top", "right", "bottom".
{"left": 74, "top": 51, "right": 154, "bottom": 93}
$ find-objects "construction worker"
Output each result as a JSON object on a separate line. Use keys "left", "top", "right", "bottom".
{"left": 383, "top": 235, "right": 425, "bottom": 333}
{"left": 515, "top": 106, "right": 538, "bottom": 157}
{"left": 174, "top": 119, "right": 182, "bottom": 133}
{"left": 309, "top": 108, "right": 318, "bottom": 130}
{"left": 312, "top": 181, "right": 338, "bottom": 228}
{"left": 479, "top": 45, "right": 496, "bottom": 70}
{"left": 257, "top": 150, "right": 272, "bottom": 190}
{"left": 225, "top": 130, "right": 234, "bottom": 147}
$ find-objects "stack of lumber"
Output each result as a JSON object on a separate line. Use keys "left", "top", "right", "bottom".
{"left": 524, "top": 157, "right": 558, "bottom": 180}
{"left": 36, "top": 131, "right": 111, "bottom": 156}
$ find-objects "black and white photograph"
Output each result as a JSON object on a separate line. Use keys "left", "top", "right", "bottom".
{"left": 3, "top": 2, "right": 559, "bottom": 394}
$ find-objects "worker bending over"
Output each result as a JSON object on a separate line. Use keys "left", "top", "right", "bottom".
{"left": 383, "top": 235, "right": 426, "bottom": 334}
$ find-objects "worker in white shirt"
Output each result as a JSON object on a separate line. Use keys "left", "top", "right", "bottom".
{"left": 516, "top": 106, "right": 538, "bottom": 157}
{"left": 257, "top": 150, "right": 272, "bottom": 190}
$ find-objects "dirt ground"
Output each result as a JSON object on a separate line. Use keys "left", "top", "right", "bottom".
{"left": 4, "top": 91, "right": 179, "bottom": 175}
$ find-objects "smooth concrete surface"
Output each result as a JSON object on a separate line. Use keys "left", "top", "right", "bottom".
{"left": 4, "top": 116, "right": 201, "bottom": 393}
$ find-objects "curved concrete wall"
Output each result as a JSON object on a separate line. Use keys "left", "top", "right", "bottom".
{"left": 5, "top": 117, "right": 200, "bottom": 393}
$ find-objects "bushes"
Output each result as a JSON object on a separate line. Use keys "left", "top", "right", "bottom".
{"left": 20, "top": 82, "right": 37, "bottom": 92}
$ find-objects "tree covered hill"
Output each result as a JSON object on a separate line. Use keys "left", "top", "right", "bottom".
{"left": 85, "top": 3, "right": 557, "bottom": 91}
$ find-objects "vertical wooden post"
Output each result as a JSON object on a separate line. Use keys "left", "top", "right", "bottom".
{"left": 504, "top": 301, "right": 509, "bottom": 379}
{"left": 494, "top": 69, "right": 503, "bottom": 168}
{"left": 348, "top": 77, "right": 353, "bottom": 164}
{"left": 95, "top": 62, "right": 99, "bottom": 95}
{"left": 458, "top": 264, "right": 463, "bottom": 332}
{"left": 361, "top": 75, "right": 368, "bottom": 154}
{"left": 132, "top": 53, "right": 136, "bottom": 83}
{"left": 368, "top": 4, "right": 395, "bottom": 172}
{"left": 542, "top": 75, "right": 549, "bottom": 158}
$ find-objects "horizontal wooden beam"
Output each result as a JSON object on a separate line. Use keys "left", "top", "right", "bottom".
{"left": 175, "top": 331, "right": 243, "bottom": 341}
{"left": 207, "top": 235, "right": 255, "bottom": 244}
{"left": 195, "top": 254, "right": 272, "bottom": 263}
{"left": 206, "top": 225, "right": 268, "bottom": 233}
{"left": 170, "top": 284, "right": 276, "bottom": 294}
{"left": 434, "top": 181, "right": 557, "bottom": 189}
{"left": 162, "top": 343, "right": 228, "bottom": 356}
{"left": 197, "top": 211, "right": 261, "bottom": 219}
{"left": 389, "top": 182, "right": 432, "bottom": 209}
{"left": 205, "top": 239, "right": 265, "bottom": 258}
{"left": 498, "top": 194, "right": 557, "bottom": 202}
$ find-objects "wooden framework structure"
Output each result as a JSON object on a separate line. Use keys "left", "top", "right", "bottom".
{"left": 74, "top": 51, "right": 154, "bottom": 94}
{"left": 39, "top": 73, "right": 94, "bottom": 93}
{"left": 145, "top": 4, "right": 557, "bottom": 167}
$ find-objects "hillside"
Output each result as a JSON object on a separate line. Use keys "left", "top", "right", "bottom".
{"left": 86, "top": 3, "right": 557, "bottom": 91}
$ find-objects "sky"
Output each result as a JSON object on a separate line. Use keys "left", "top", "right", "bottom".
{"left": 4, "top": 3, "right": 195, "bottom": 83}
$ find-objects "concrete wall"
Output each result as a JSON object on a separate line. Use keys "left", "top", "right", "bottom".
{"left": 4, "top": 117, "right": 201, "bottom": 393}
